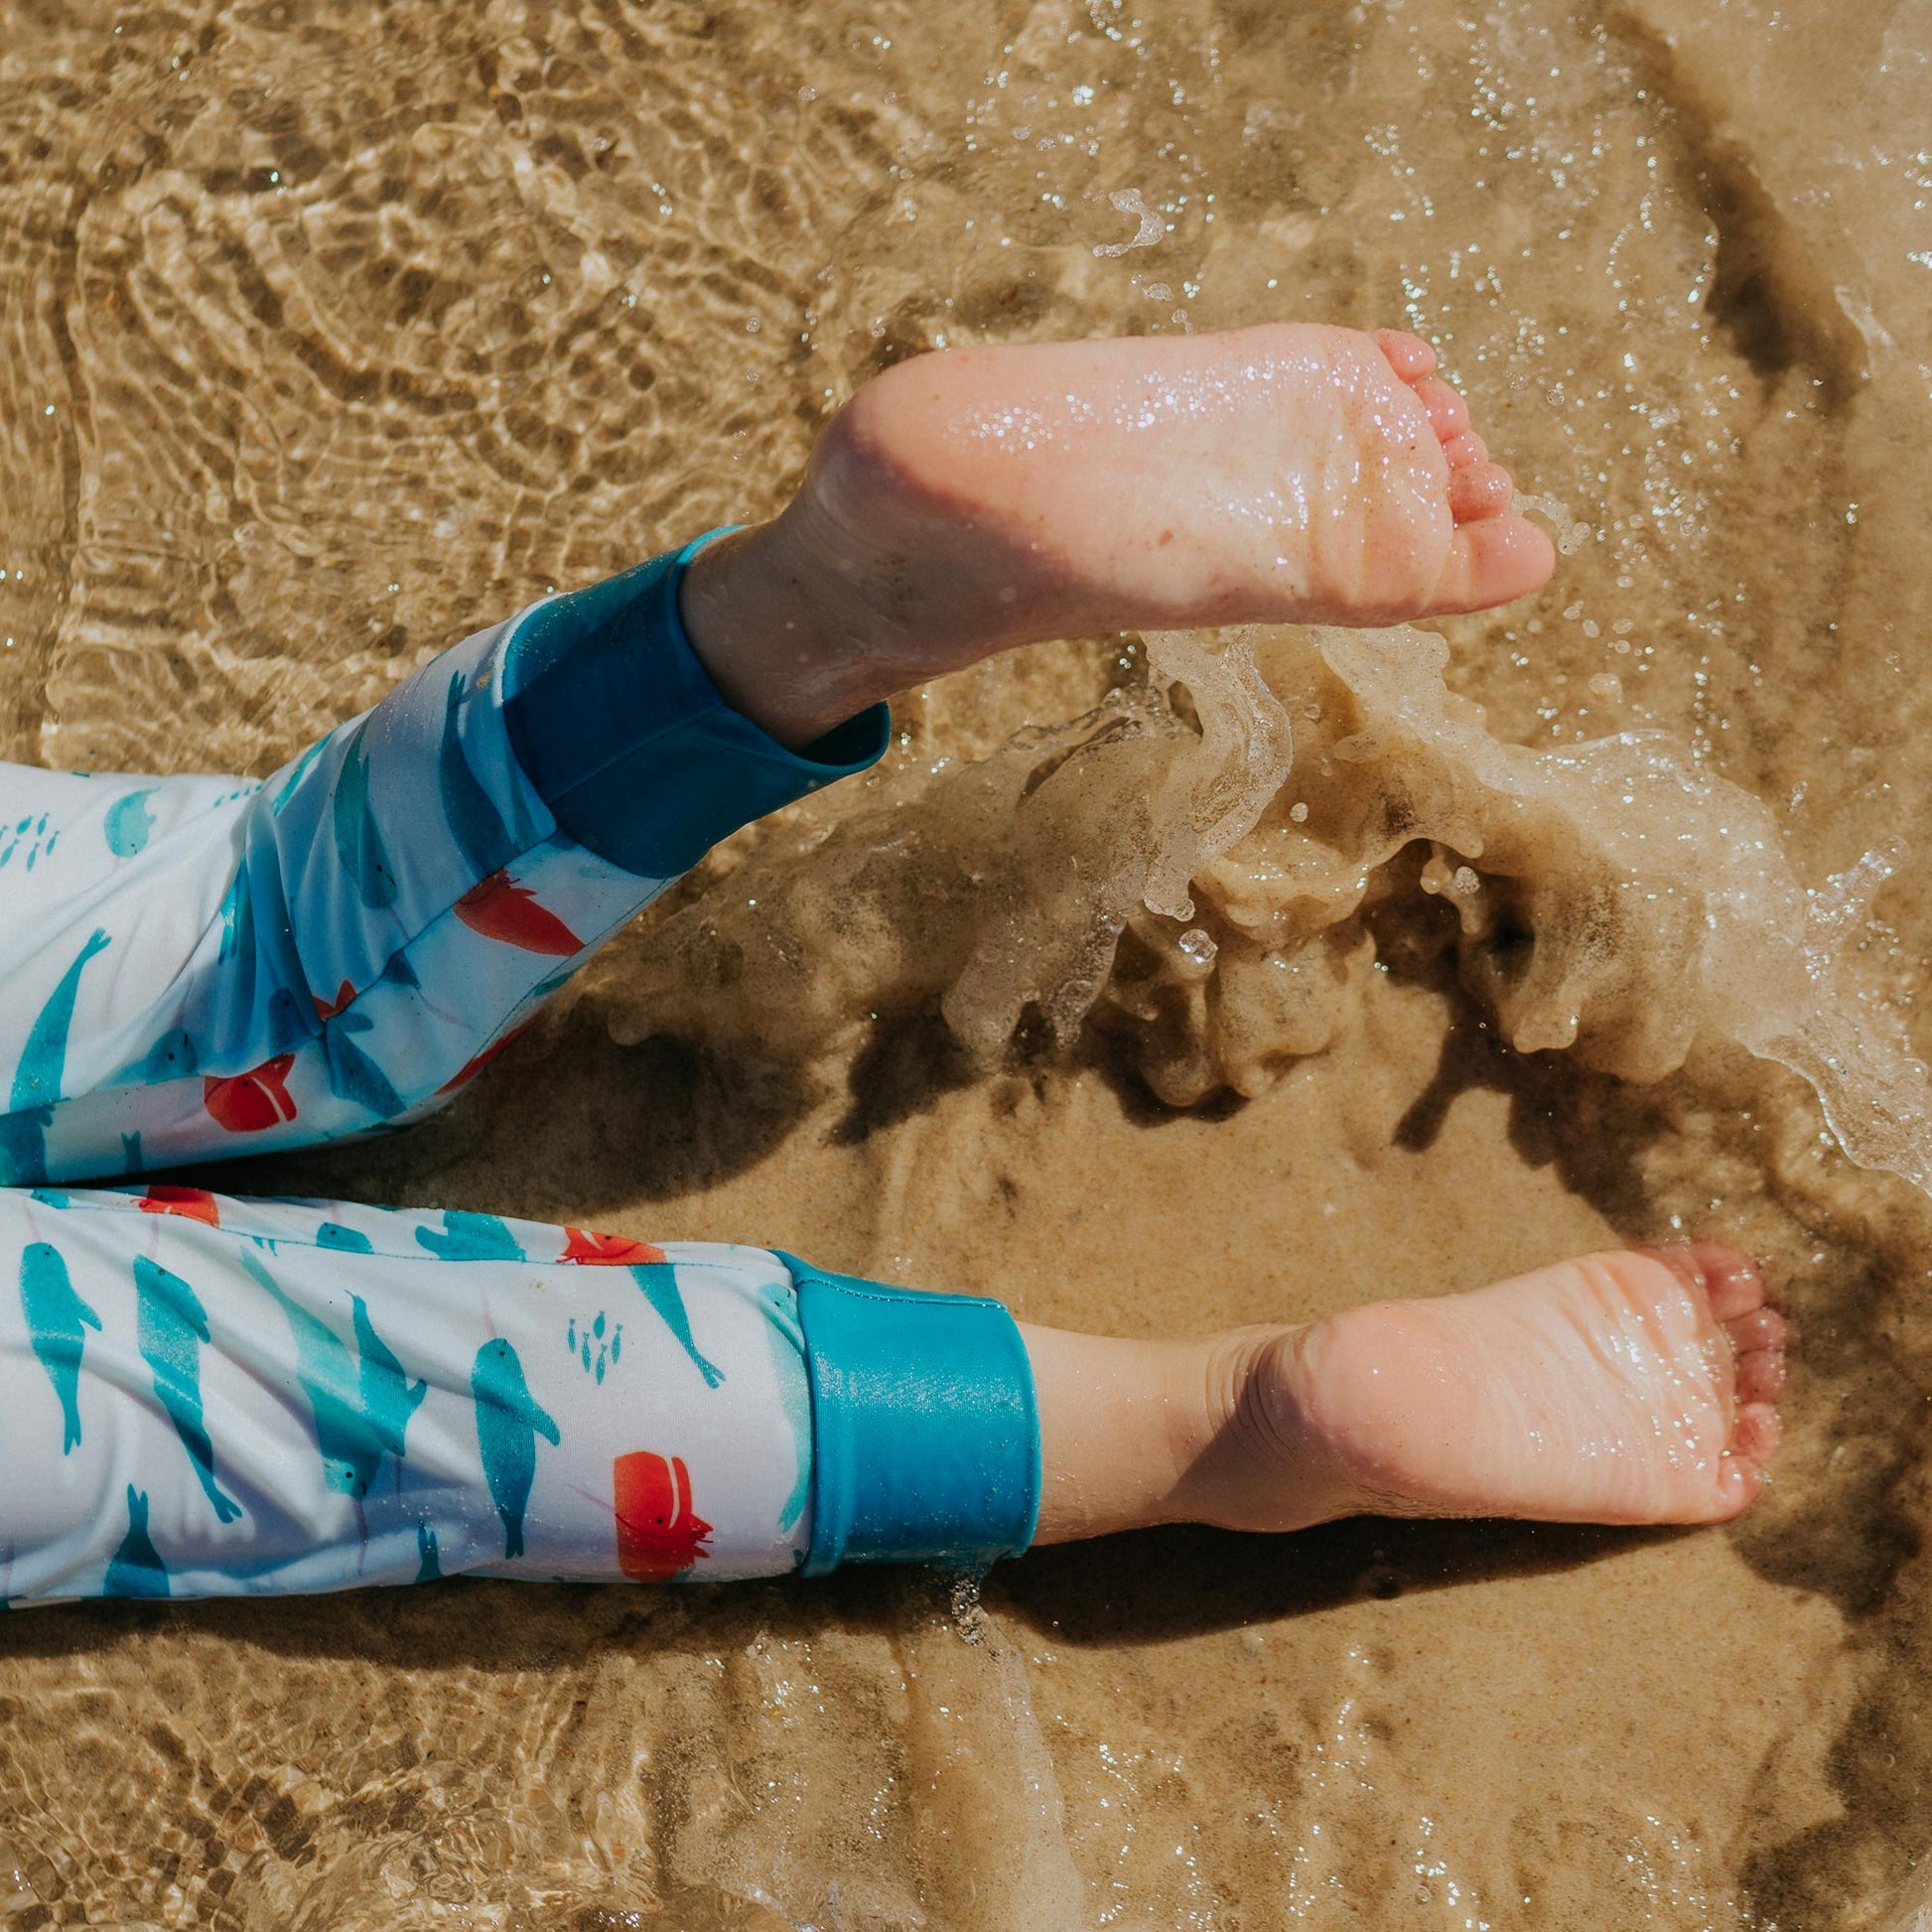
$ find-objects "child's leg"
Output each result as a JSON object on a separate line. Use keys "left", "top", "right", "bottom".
{"left": 680, "top": 326, "right": 1555, "bottom": 748}
{"left": 0, "top": 1184, "right": 1783, "bottom": 1603}
{"left": 0, "top": 545, "right": 888, "bottom": 1185}
{"left": 0, "top": 1184, "right": 1037, "bottom": 1602}
{"left": 0, "top": 323, "right": 1551, "bottom": 1187}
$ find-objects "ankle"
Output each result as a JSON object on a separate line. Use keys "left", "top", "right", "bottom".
{"left": 677, "top": 517, "right": 896, "bottom": 753}
{"left": 1171, "top": 1321, "right": 1366, "bottom": 1536}
{"left": 1024, "top": 1324, "right": 1244, "bottom": 1545}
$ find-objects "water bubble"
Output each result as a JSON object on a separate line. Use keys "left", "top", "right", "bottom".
{"left": 1092, "top": 186, "right": 1163, "bottom": 256}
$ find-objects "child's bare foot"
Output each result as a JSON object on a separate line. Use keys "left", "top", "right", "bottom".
{"left": 683, "top": 323, "right": 1556, "bottom": 746}
{"left": 1205, "top": 1242, "right": 1784, "bottom": 1533}
{"left": 1026, "top": 1245, "right": 1786, "bottom": 1544}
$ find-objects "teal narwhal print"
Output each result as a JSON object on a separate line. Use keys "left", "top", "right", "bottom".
{"left": 103, "top": 1487, "right": 171, "bottom": 1599}
{"left": 19, "top": 1241, "right": 101, "bottom": 1453}
{"left": 270, "top": 736, "right": 327, "bottom": 815}
{"left": 102, "top": 788, "right": 156, "bottom": 858}
{"left": 0, "top": 926, "right": 111, "bottom": 1184}
{"left": 629, "top": 1264, "right": 725, "bottom": 1389}
{"left": 240, "top": 1250, "right": 425, "bottom": 1498}
{"left": 10, "top": 929, "right": 111, "bottom": 1113}
{"left": 438, "top": 672, "right": 519, "bottom": 876}
{"left": 114, "top": 1028, "right": 198, "bottom": 1088}
{"left": 473, "top": 1337, "right": 559, "bottom": 1560}
{"left": 319, "top": 1008, "right": 407, "bottom": 1121}
{"left": 418, "top": 1211, "right": 526, "bottom": 1263}
{"left": 134, "top": 1256, "right": 243, "bottom": 1523}
{"left": 331, "top": 721, "right": 400, "bottom": 909}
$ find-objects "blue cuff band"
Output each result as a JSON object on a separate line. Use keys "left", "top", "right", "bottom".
{"left": 780, "top": 1255, "right": 1041, "bottom": 1576}
{"left": 500, "top": 533, "right": 891, "bottom": 880}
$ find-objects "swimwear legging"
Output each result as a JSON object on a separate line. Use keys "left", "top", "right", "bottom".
{"left": 0, "top": 539, "right": 1039, "bottom": 1604}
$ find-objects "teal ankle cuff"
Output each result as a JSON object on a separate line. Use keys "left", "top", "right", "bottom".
{"left": 500, "top": 532, "right": 890, "bottom": 882}
{"left": 781, "top": 1255, "right": 1041, "bottom": 1576}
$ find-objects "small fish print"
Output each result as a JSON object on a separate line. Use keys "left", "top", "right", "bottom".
{"left": 204, "top": 1053, "right": 299, "bottom": 1134}
{"left": 0, "top": 812, "right": 58, "bottom": 875}
{"left": 567, "top": 1312, "right": 622, "bottom": 1383}
{"left": 453, "top": 871, "right": 581, "bottom": 956}
{"left": 613, "top": 1450, "right": 713, "bottom": 1583}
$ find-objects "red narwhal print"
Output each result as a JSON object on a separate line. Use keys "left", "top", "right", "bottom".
{"left": 454, "top": 871, "right": 582, "bottom": 956}
{"left": 562, "top": 1227, "right": 667, "bottom": 1267}
{"left": 436, "top": 1019, "right": 534, "bottom": 1095}
{"left": 203, "top": 1053, "right": 298, "bottom": 1134}
{"left": 137, "top": 1185, "right": 220, "bottom": 1227}
{"left": 313, "top": 980, "right": 356, "bottom": 1022}
{"left": 613, "top": 1450, "right": 713, "bottom": 1583}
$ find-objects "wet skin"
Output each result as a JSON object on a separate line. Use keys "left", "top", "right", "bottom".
{"left": 675, "top": 324, "right": 1784, "bottom": 1545}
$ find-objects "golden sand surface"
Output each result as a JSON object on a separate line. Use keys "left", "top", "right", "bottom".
{"left": 2, "top": 0, "right": 1930, "bottom": 1923}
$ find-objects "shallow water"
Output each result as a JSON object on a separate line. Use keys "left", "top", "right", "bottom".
{"left": 2, "top": 0, "right": 1932, "bottom": 1924}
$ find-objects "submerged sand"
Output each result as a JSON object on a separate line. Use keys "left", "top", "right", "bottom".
{"left": 2, "top": 0, "right": 1930, "bottom": 1923}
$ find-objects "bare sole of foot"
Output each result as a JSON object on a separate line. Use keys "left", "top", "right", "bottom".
{"left": 1183, "top": 1243, "right": 1786, "bottom": 1534}
{"left": 683, "top": 322, "right": 1559, "bottom": 745}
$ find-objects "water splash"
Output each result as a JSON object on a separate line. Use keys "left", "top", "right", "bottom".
{"left": 1301, "top": 624, "right": 1932, "bottom": 1193}
{"left": 607, "top": 621, "right": 1932, "bottom": 1206}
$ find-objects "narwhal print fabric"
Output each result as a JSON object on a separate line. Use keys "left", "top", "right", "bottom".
{"left": 0, "top": 1185, "right": 812, "bottom": 1601}
{"left": 0, "top": 543, "right": 894, "bottom": 1602}
{"left": 0, "top": 540, "right": 885, "bottom": 1189}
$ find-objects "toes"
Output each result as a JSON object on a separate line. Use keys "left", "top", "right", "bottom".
{"left": 1428, "top": 514, "right": 1557, "bottom": 614}
{"left": 1732, "top": 1401, "right": 1783, "bottom": 1466}
{"left": 1649, "top": 1242, "right": 1768, "bottom": 1323}
{"left": 1706, "top": 1451, "right": 1766, "bottom": 1520}
{"left": 1703, "top": 1403, "right": 1784, "bottom": 1520}
{"left": 1375, "top": 328, "right": 1437, "bottom": 381}
{"left": 1725, "top": 1305, "right": 1787, "bottom": 1356}
{"left": 1735, "top": 1348, "right": 1787, "bottom": 1404}
{"left": 1448, "top": 461, "right": 1515, "bottom": 523}
{"left": 1443, "top": 429, "right": 1489, "bottom": 470}
{"left": 1412, "top": 376, "right": 1470, "bottom": 440}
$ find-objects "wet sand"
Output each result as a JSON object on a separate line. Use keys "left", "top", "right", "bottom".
{"left": 2, "top": 0, "right": 1931, "bottom": 1923}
